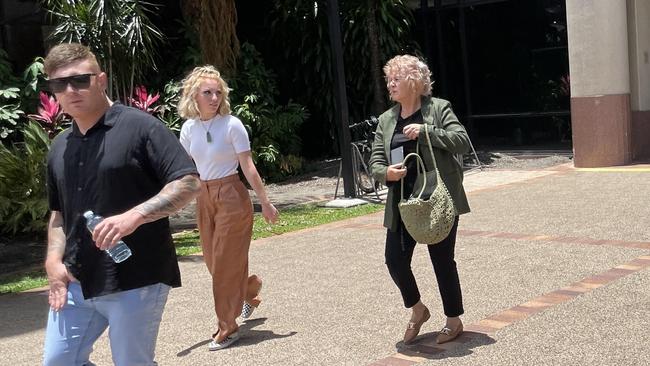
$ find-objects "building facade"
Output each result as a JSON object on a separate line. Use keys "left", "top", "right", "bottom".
{"left": 567, "top": 0, "right": 650, "bottom": 166}
{"left": 412, "top": 0, "right": 571, "bottom": 150}
{"left": 413, "top": 0, "right": 650, "bottom": 166}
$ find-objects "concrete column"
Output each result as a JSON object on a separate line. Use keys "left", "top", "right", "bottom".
{"left": 627, "top": 0, "right": 650, "bottom": 160}
{"left": 566, "top": 0, "right": 631, "bottom": 167}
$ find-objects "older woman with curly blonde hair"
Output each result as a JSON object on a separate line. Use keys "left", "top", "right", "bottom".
{"left": 369, "top": 55, "right": 471, "bottom": 345}
{"left": 178, "top": 65, "right": 279, "bottom": 351}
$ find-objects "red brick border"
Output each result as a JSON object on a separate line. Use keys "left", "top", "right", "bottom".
{"left": 367, "top": 254, "right": 650, "bottom": 365}
{"left": 457, "top": 229, "right": 650, "bottom": 250}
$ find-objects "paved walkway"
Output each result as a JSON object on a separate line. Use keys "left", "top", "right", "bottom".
{"left": 2, "top": 163, "right": 650, "bottom": 365}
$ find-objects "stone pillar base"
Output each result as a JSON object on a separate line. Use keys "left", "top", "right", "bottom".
{"left": 571, "top": 94, "right": 632, "bottom": 167}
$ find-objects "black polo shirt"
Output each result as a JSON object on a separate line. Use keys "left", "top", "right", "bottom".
{"left": 46, "top": 103, "right": 197, "bottom": 299}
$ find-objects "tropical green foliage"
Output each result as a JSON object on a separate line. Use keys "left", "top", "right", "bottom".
{"left": 266, "top": 0, "right": 417, "bottom": 154}
{"left": 0, "top": 271, "right": 47, "bottom": 295}
{"left": 42, "top": 0, "right": 164, "bottom": 102}
{"left": 230, "top": 43, "right": 309, "bottom": 181}
{"left": 156, "top": 80, "right": 183, "bottom": 134}
{"left": 21, "top": 57, "right": 47, "bottom": 108}
{"left": 0, "top": 86, "right": 23, "bottom": 141}
{"left": 0, "top": 50, "right": 25, "bottom": 141}
{"left": 0, "top": 52, "right": 49, "bottom": 143}
{"left": 0, "top": 55, "right": 54, "bottom": 237}
{"left": 0, "top": 121, "right": 51, "bottom": 236}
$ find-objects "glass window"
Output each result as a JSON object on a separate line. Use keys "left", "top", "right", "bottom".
{"left": 416, "top": 0, "right": 570, "bottom": 147}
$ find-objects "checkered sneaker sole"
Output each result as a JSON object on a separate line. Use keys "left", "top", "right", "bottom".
{"left": 241, "top": 302, "right": 255, "bottom": 319}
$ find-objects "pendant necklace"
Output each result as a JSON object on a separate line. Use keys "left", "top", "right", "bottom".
{"left": 201, "top": 118, "right": 214, "bottom": 143}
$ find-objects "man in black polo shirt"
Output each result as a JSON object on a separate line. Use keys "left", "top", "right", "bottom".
{"left": 42, "top": 43, "right": 200, "bottom": 366}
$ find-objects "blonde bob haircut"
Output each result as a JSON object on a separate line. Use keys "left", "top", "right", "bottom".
{"left": 178, "top": 65, "right": 231, "bottom": 119}
{"left": 383, "top": 55, "right": 433, "bottom": 97}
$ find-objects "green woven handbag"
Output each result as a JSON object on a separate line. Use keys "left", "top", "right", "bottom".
{"left": 397, "top": 124, "right": 456, "bottom": 244}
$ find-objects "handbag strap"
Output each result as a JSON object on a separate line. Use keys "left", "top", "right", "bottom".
{"left": 400, "top": 152, "right": 427, "bottom": 201}
{"left": 399, "top": 124, "right": 445, "bottom": 201}
{"left": 421, "top": 123, "right": 445, "bottom": 187}
{"left": 421, "top": 123, "right": 439, "bottom": 171}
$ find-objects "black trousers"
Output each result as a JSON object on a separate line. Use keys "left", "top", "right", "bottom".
{"left": 384, "top": 216, "right": 464, "bottom": 317}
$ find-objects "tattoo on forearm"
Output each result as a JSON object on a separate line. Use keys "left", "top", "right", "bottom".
{"left": 47, "top": 213, "right": 66, "bottom": 258}
{"left": 134, "top": 175, "right": 200, "bottom": 223}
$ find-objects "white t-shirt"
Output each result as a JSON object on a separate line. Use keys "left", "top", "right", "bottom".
{"left": 179, "top": 115, "right": 251, "bottom": 180}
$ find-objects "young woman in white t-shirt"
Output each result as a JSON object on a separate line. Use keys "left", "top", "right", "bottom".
{"left": 178, "top": 65, "right": 279, "bottom": 351}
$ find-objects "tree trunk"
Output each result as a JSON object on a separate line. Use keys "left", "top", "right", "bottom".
{"left": 181, "top": 0, "right": 240, "bottom": 76}
{"left": 366, "top": 0, "right": 386, "bottom": 116}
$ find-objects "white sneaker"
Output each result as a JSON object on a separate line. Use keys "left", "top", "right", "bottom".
{"left": 208, "top": 331, "right": 240, "bottom": 351}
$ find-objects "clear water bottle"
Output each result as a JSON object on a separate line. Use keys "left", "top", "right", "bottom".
{"left": 83, "top": 210, "right": 132, "bottom": 263}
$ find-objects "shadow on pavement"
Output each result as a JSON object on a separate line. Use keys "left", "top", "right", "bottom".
{"left": 396, "top": 331, "right": 496, "bottom": 360}
{"left": 0, "top": 290, "right": 48, "bottom": 338}
{"left": 177, "top": 255, "right": 203, "bottom": 264}
{"left": 175, "top": 317, "right": 296, "bottom": 357}
{"left": 237, "top": 318, "right": 297, "bottom": 346}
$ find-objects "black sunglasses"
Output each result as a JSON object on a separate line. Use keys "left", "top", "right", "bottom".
{"left": 45, "top": 73, "right": 97, "bottom": 93}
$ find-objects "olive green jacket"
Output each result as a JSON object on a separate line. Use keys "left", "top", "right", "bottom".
{"left": 369, "top": 96, "right": 471, "bottom": 232}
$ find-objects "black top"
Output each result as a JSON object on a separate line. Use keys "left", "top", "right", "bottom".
{"left": 390, "top": 109, "right": 423, "bottom": 196}
{"left": 46, "top": 103, "right": 197, "bottom": 299}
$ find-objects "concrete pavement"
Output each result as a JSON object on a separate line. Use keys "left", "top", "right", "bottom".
{"left": 1, "top": 162, "right": 649, "bottom": 365}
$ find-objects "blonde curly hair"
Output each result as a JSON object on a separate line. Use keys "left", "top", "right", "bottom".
{"left": 383, "top": 55, "right": 432, "bottom": 97}
{"left": 178, "top": 65, "right": 231, "bottom": 119}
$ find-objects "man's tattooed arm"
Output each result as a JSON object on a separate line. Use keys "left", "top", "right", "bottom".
{"left": 46, "top": 211, "right": 66, "bottom": 261}
{"left": 45, "top": 211, "right": 72, "bottom": 310}
{"left": 133, "top": 174, "right": 201, "bottom": 223}
{"left": 91, "top": 174, "right": 201, "bottom": 250}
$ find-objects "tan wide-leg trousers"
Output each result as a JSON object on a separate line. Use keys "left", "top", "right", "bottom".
{"left": 197, "top": 175, "right": 262, "bottom": 333}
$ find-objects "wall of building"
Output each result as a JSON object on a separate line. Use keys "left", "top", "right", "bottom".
{"left": 627, "top": 0, "right": 650, "bottom": 160}
{"left": 567, "top": 0, "right": 633, "bottom": 167}
{"left": 627, "top": 0, "right": 650, "bottom": 110}
{"left": 568, "top": 0, "right": 630, "bottom": 97}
